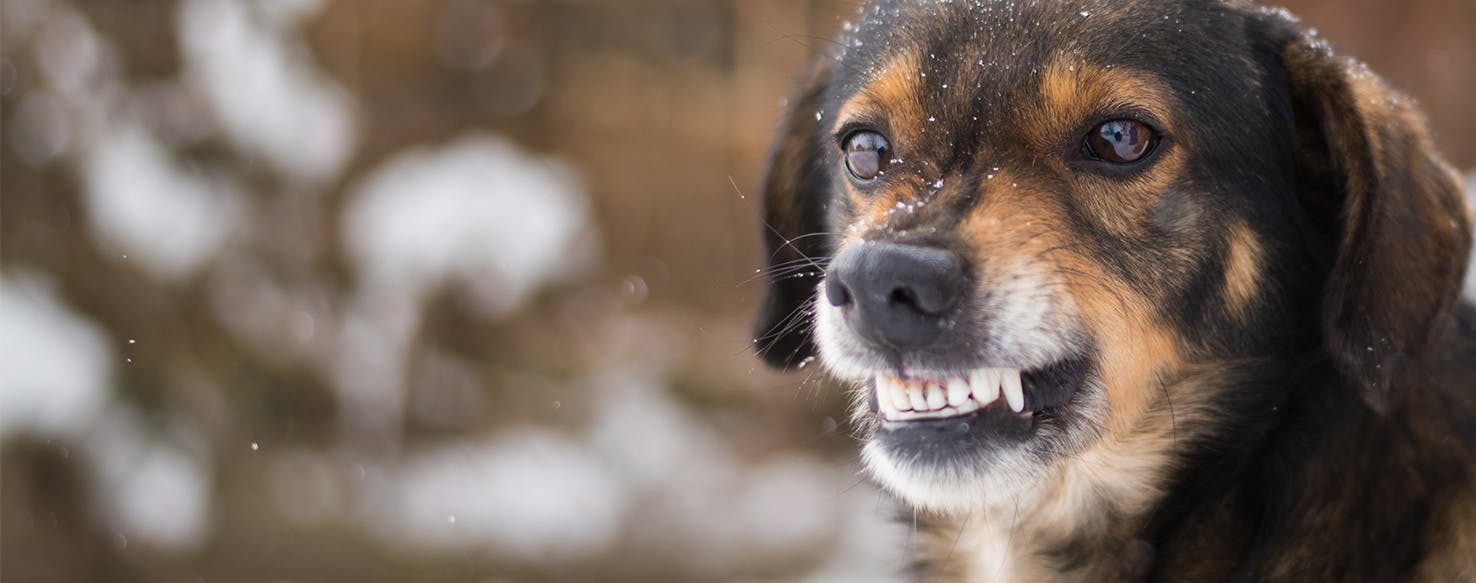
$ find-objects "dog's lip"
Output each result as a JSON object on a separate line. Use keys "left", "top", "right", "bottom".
{"left": 866, "top": 355, "right": 1091, "bottom": 427}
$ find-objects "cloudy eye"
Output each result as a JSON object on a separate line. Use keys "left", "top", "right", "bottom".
{"left": 843, "top": 131, "right": 892, "bottom": 181}
{"left": 1083, "top": 119, "right": 1158, "bottom": 164}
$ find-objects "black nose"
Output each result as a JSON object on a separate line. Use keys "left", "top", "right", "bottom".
{"left": 824, "top": 242, "right": 968, "bottom": 351}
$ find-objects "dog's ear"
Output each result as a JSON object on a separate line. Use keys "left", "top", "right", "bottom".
{"left": 1259, "top": 11, "right": 1473, "bottom": 412}
{"left": 752, "top": 60, "right": 836, "bottom": 369}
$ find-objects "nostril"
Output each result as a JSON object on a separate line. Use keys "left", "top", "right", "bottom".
{"left": 825, "top": 276, "right": 853, "bottom": 307}
{"left": 888, "top": 283, "right": 956, "bottom": 316}
{"left": 889, "top": 287, "right": 920, "bottom": 310}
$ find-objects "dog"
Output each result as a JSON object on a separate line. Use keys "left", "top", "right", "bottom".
{"left": 751, "top": 1, "right": 1476, "bottom": 580}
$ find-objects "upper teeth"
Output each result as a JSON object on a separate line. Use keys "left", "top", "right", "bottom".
{"left": 874, "top": 368, "right": 1026, "bottom": 421}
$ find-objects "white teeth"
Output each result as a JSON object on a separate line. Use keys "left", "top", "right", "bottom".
{"left": 874, "top": 368, "right": 1028, "bottom": 421}
{"left": 925, "top": 382, "right": 946, "bottom": 410}
{"left": 908, "top": 385, "right": 930, "bottom": 411}
{"left": 885, "top": 375, "right": 912, "bottom": 411}
{"left": 971, "top": 369, "right": 1001, "bottom": 405}
{"left": 946, "top": 378, "right": 970, "bottom": 407}
{"left": 1001, "top": 369, "right": 1025, "bottom": 413}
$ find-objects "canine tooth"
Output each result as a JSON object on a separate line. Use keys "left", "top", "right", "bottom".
{"left": 885, "top": 376, "right": 912, "bottom": 411}
{"left": 875, "top": 374, "right": 894, "bottom": 415}
{"left": 971, "top": 369, "right": 1001, "bottom": 405}
{"left": 1002, "top": 368, "right": 1025, "bottom": 413}
{"left": 925, "top": 382, "right": 946, "bottom": 410}
{"left": 907, "top": 383, "right": 930, "bottom": 411}
{"left": 946, "top": 378, "right": 970, "bottom": 406}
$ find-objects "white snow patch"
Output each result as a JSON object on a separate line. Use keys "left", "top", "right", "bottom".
{"left": 585, "top": 373, "right": 734, "bottom": 490}
{"left": 584, "top": 374, "right": 866, "bottom": 575}
{"left": 342, "top": 134, "right": 596, "bottom": 318}
{"left": 178, "top": 0, "right": 355, "bottom": 184}
{"left": 83, "top": 407, "right": 213, "bottom": 552}
{"left": 330, "top": 129, "right": 590, "bottom": 438}
{"left": 24, "top": 5, "right": 243, "bottom": 281}
{"left": 328, "top": 292, "right": 419, "bottom": 442}
{"left": 0, "top": 271, "right": 112, "bottom": 439}
{"left": 729, "top": 455, "right": 848, "bottom": 562}
{"left": 81, "top": 125, "right": 244, "bottom": 280}
{"left": 32, "top": 6, "right": 117, "bottom": 111}
{"left": 364, "top": 430, "right": 626, "bottom": 560}
{"left": 799, "top": 484, "right": 909, "bottom": 583}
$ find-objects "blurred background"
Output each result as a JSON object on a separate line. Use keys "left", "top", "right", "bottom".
{"left": 1, "top": 1, "right": 1472, "bottom": 581}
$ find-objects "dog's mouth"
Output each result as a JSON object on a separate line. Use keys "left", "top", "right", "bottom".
{"left": 866, "top": 356, "right": 1091, "bottom": 433}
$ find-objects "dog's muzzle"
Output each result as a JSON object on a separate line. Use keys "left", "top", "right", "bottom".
{"left": 823, "top": 242, "right": 968, "bottom": 352}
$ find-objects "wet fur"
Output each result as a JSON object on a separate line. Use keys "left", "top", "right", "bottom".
{"left": 753, "top": 1, "right": 1476, "bottom": 581}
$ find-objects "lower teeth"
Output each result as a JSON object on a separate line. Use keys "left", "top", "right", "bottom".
{"left": 881, "top": 399, "right": 982, "bottom": 421}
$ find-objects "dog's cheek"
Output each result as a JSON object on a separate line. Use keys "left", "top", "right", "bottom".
{"left": 1054, "top": 249, "right": 1185, "bottom": 437}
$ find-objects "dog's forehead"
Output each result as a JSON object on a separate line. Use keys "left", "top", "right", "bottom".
{"left": 829, "top": 0, "right": 1253, "bottom": 115}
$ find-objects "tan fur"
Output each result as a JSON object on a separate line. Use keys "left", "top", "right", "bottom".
{"left": 1222, "top": 223, "right": 1266, "bottom": 318}
{"left": 955, "top": 179, "right": 1187, "bottom": 441}
{"left": 833, "top": 53, "right": 930, "bottom": 156}
{"left": 1032, "top": 59, "right": 1177, "bottom": 150}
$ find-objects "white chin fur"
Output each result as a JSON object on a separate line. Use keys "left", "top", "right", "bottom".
{"left": 861, "top": 439, "right": 1043, "bottom": 514}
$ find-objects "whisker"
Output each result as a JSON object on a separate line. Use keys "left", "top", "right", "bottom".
{"left": 752, "top": 302, "right": 817, "bottom": 359}
{"left": 733, "top": 173, "right": 832, "bottom": 275}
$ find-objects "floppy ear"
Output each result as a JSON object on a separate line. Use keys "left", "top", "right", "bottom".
{"left": 1264, "top": 13, "right": 1473, "bottom": 411}
{"left": 752, "top": 60, "right": 836, "bottom": 369}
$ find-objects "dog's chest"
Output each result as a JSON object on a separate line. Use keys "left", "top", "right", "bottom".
{"left": 924, "top": 459, "right": 1165, "bottom": 582}
{"left": 950, "top": 520, "right": 1024, "bottom": 582}
{"left": 940, "top": 520, "right": 1154, "bottom": 583}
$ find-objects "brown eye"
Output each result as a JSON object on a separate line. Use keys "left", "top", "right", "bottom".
{"left": 1084, "top": 119, "right": 1158, "bottom": 164}
{"left": 844, "top": 131, "right": 892, "bottom": 181}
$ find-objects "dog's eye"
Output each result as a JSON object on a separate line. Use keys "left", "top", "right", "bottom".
{"left": 844, "top": 131, "right": 892, "bottom": 181}
{"left": 1084, "top": 119, "right": 1158, "bottom": 164}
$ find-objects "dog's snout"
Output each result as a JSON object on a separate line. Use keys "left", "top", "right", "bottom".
{"left": 825, "top": 243, "right": 967, "bottom": 350}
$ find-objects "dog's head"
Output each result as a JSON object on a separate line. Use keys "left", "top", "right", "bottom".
{"left": 753, "top": 0, "right": 1471, "bottom": 514}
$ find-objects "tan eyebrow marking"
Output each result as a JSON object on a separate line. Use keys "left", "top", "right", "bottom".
{"left": 1030, "top": 57, "right": 1177, "bottom": 152}
{"left": 831, "top": 54, "right": 927, "bottom": 139}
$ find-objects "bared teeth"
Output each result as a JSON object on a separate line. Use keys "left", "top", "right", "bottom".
{"left": 874, "top": 368, "right": 1026, "bottom": 421}
{"left": 971, "top": 369, "right": 1001, "bottom": 405}
{"left": 883, "top": 375, "right": 912, "bottom": 411}
{"left": 946, "top": 378, "right": 970, "bottom": 407}
{"left": 907, "top": 385, "right": 929, "bottom": 411}
{"left": 1001, "top": 369, "right": 1025, "bottom": 413}
{"left": 924, "top": 381, "right": 946, "bottom": 410}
